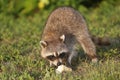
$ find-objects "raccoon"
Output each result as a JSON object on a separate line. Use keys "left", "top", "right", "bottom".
{"left": 40, "top": 7, "right": 98, "bottom": 68}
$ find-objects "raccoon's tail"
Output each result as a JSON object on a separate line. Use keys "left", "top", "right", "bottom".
{"left": 91, "top": 35, "right": 111, "bottom": 46}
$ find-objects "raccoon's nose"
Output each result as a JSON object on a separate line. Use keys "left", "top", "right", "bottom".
{"left": 57, "top": 62, "right": 62, "bottom": 66}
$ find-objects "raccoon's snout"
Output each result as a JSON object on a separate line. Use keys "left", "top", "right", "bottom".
{"left": 57, "top": 62, "right": 62, "bottom": 66}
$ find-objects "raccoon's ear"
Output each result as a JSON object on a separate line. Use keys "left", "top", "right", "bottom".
{"left": 60, "top": 35, "right": 65, "bottom": 42}
{"left": 40, "top": 41, "right": 47, "bottom": 48}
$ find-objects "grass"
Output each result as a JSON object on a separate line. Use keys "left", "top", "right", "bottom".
{"left": 0, "top": 2, "right": 120, "bottom": 80}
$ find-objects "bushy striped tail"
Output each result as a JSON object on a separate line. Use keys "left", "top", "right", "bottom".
{"left": 91, "top": 35, "right": 111, "bottom": 46}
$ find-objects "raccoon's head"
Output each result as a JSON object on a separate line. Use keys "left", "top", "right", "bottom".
{"left": 40, "top": 35, "right": 69, "bottom": 67}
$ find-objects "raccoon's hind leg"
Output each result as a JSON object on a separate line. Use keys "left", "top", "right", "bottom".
{"left": 76, "top": 35, "right": 98, "bottom": 63}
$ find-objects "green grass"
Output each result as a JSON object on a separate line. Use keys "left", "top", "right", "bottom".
{"left": 0, "top": 3, "right": 120, "bottom": 80}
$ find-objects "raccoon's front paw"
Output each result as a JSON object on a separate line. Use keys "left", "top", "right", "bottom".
{"left": 56, "top": 65, "right": 72, "bottom": 74}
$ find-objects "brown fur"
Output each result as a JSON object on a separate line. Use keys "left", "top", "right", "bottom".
{"left": 91, "top": 35, "right": 110, "bottom": 46}
{"left": 40, "top": 7, "right": 98, "bottom": 67}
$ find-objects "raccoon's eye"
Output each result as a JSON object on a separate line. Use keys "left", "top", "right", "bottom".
{"left": 59, "top": 52, "right": 66, "bottom": 58}
{"left": 47, "top": 55, "right": 55, "bottom": 61}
